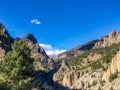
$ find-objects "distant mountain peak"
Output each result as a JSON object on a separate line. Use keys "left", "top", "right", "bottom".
{"left": 23, "top": 33, "right": 38, "bottom": 43}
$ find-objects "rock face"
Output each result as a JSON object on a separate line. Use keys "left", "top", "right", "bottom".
{"left": 55, "top": 31, "right": 120, "bottom": 61}
{"left": 95, "top": 31, "right": 120, "bottom": 48}
{"left": 23, "top": 33, "right": 38, "bottom": 44}
{"left": 0, "top": 23, "right": 13, "bottom": 60}
{"left": 62, "top": 71, "right": 80, "bottom": 89}
{"left": 53, "top": 61, "right": 81, "bottom": 89}
{"left": 53, "top": 60, "right": 71, "bottom": 87}
{"left": 23, "top": 34, "right": 49, "bottom": 62}
{"left": 102, "top": 50, "right": 120, "bottom": 81}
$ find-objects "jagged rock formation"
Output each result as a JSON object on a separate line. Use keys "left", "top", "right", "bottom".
{"left": 53, "top": 61, "right": 82, "bottom": 89}
{"left": 54, "top": 31, "right": 120, "bottom": 61}
{"left": 102, "top": 50, "right": 120, "bottom": 81}
{"left": 95, "top": 31, "right": 120, "bottom": 48}
{"left": 23, "top": 34, "right": 49, "bottom": 62}
{"left": 23, "top": 34, "right": 55, "bottom": 70}
{"left": 62, "top": 71, "right": 81, "bottom": 89}
{"left": 23, "top": 33, "right": 38, "bottom": 43}
{"left": 53, "top": 61, "right": 71, "bottom": 87}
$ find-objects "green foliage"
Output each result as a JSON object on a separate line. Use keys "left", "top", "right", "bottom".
{"left": 68, "top": 56, "right": 83, "bottom": 66}
{"left": 92, "top": 80, "right": 97, "bottom": 86}
{"left": 99, "top": 79, "right": 105, "bottom": 87}
{"left": 0, "top": 40, "right": 34, "bottom": 89}
{"left": 109, "top": 72, "right": 118, "bottom": 82}
{"left": 90, "top": 61, "right": 102, "bottom": 70}
{"left": 110, "top": 87, "right": 114, "bottom": 90}
{"left": 101, "top": 43, "right": 120, "bottom": 63}
{"left": 88, "top": 82, "right": 91, "bottom": 88}
{"left": 98, "top": 86, "right": 101, "bottom": 90}
{"left": 68, "top": 43, "right": 120, "bottom": 71}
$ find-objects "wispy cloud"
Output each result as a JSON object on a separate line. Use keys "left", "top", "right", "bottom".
{"left": 30, "top": 19, "right": 41, "bottom": 24}
{"left": 39, "top": 43, "right": 66, "bottom": 57}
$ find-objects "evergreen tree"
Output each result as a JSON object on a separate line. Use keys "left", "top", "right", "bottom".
{"left": 0, "top": 40, "right": 34, "bottom": 89}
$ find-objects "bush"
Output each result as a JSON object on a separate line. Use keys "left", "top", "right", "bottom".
{"left": 88, "top": 82, "right": 91, "bottom": 88}
{"left": 109, "top": 72, "right": 118, "bottom": 82}
{"left": 92, "top": 80, "right": 97, "bottom": 86}
{"left": 99, "top": 79, "right": 105, "bottom": 87}
{"left": 90, "top": 61, "right": 102, "bottom": 70}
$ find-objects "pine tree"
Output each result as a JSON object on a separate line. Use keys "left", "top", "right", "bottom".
{"left": 0, "top": 40, "right": 34, "bottom": 89}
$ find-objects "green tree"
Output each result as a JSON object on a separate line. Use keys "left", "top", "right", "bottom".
{"left": 0, "top": 40, "right": 34, "bottom": 89}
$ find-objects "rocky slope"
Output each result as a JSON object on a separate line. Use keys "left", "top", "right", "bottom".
{"left": 54, "top": 31, "right": 120, "bottom": 62}
{"left": 52, "top": 31, "right": 120, "bottom": 90}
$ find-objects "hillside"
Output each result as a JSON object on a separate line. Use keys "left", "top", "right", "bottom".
{"left": 54, "top": 31, "right": 120, "bottom": 62}
{"left": 53, "top": 31, "right": 120, "bottom": 90}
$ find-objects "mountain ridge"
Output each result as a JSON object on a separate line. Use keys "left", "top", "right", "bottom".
{"left": 54, "top": 31, "right": 120, "bottom": 62}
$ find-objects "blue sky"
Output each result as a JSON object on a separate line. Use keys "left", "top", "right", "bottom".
{"left": 0, "top": 0, "right": 120, "bottom": 55}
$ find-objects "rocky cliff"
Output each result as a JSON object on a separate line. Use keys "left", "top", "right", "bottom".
{"left": 23, "top": 33, "right": 49, "bottom": 62}
{"left": 53, "top": 60, "right": 82, "bottom": 89}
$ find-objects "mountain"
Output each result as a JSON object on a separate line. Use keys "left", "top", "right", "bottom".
{"left": 1, "top": 22, "right": 120, "bottom": 90}
{"left": 53, "top": 31, "right": 120, "bottom": 90}
{"left": 0, "top": 23, "right": 54, "bottom": 70}
{"left": 54, "top": 31, "right": 120, "bottom": 62}
{"left": 23, "top": 33, "right": 49, "bottom": 61}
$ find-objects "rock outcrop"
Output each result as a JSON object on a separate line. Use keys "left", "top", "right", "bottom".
{"left": 53, "top": 61, "right": 82, "bottom": 89}
{"left": 23, "top": 34, "right": 49, "bottom": 62}
{"left": 95, "top": 31, "right": 120, "bottom": 48}
{"left": 102, "top": 50, "right": 120, "bottom": 81}
{"left": 53, "top": 60, "right": 71, "bottom": 87}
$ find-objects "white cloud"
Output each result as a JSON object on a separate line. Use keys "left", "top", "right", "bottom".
{"left": 39, "top": 43, "right": 66, "bottom": 57}
{"left": 30, "top": 19, "right": 41, "bottom": 24}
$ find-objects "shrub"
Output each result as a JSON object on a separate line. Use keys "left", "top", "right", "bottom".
{"left": 109, "top": 72, "right": 118, "bottom": 82}
{"left": 110, "top": 87, "right": 114, "bottom": 90}
{"left": 92, "top": 80, "right": 97, "bottom": 86}
{"left": 90, "top": 61, "right": 102, "bottom": 70}
{"left": 99, "top": 79, "right": 105, "bottom": 87}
